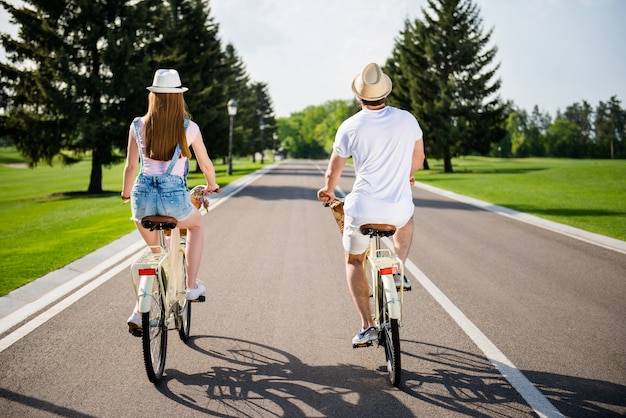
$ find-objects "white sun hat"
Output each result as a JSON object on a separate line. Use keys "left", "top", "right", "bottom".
{"left": 147, "top": 69, "right": 189, "bottom": 93}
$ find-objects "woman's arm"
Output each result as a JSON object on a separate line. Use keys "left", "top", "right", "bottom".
{"left": 121, "top": 128, "right": 139, "bottom": 200}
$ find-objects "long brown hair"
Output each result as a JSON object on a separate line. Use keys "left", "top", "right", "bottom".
{"left": 143, "top": 92, "right": 192, "bottom": 160}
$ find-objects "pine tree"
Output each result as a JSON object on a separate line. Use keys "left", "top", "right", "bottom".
{"left": 387, "top": 0, "right": 504, "bottom": 172}
{"left": 0, "top": 0, "right": 163, "bottom": 192}
{"left": 148, "top": 0, "right": 231, "bottom": 165}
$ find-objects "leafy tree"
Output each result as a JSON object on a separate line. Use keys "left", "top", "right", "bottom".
{"left": 277, "top": 99, "right": 359, "bottom": 159}
{"left": 387, "top": 0, "right": 505, "bottom": 172}
{"left": 0, "top": 0, "right": 160, "bottom": 192}
{"left": 220, "top": 43, "right": 253, "bottom": 164}
{"left": 561, "top": 100, "right": 594, "bottom": 158}
{"left": 250, "top": 82, "right": 275, "bottom": 162}
{"left": 545, "top": 119, "right": 580, "bottom": 158}
{"left": 594, "top": 96, "right": 625, "bottom": 159}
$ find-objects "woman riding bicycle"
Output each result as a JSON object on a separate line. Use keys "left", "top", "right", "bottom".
{"left": 121, "top": 69, "right": 219, "bottom": 335}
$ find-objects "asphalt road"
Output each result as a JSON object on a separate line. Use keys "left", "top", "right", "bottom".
{"left": 1, "top": 159, "right": 624, "bottom": 417}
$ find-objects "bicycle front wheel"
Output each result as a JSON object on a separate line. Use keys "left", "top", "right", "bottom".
{"left": 142, "top": 277, "right": 167, "bottom": 383}
{"left": 379, "top": 280, "right": 401, "bottom": 386}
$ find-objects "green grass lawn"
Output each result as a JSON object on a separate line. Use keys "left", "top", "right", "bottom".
{"left": 1, "top": 148, "right": 624, "bottom": 296}
{"left": 414, "top": 157, "right": 626, "bottom": 241}
{"left": 0, "top": 147, "right": 266, "bottom": 296}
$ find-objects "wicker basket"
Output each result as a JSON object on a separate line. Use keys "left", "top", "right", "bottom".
{"left": 328, "top": 199, "right": 344, "bottom": 235}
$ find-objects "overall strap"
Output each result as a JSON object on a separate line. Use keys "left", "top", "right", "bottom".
{"left": 164, "top": 144, "right": 181, "bottom": 175}
{"left": 132, "top": 117, "right": 145, "bottom": 173}
{"left": 133, "top": 117, "right": 188, "bottom": 175}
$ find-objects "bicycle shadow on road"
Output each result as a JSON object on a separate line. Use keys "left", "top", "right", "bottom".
{"left": 155, "top": 335, "right": 413, "bottom": 417}
{"left": 400, "top": 340, "right": 626, "bottom": 418}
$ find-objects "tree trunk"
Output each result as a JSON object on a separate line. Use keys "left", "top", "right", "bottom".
{"left": 443, "top": 149, "right": 453, "bottom": 173}
{"left": 88, "top": 148, "right": 103, "bottom": 194}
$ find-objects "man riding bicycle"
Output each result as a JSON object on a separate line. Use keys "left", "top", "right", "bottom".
{"left": 317, "top": 62, "right": 425, "bottom": 345}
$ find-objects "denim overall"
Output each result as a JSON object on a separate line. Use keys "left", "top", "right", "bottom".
{"left": 129, "top": 118, "right": 194, "bottom": 222}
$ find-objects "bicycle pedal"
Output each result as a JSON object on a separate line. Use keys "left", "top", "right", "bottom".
{"left": 352, "top": 341, "right": 373, "bottom": 349}
{"left": 128, "top": 325, "right": 142, "bottom": 338}
{"left": 190, "top": 295, "right": 205, "bottom": 303}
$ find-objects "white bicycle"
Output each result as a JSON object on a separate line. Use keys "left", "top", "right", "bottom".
{"left": 359, "top": 223, "right": 404, "bottom": 386}
{"left": 130, "top": 216, "right": 203, "bottom": 383}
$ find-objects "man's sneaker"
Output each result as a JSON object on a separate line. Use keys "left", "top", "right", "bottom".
{"left": 394, "top": 274, "right": 412, "bottom": 291}
{"left": 186, "top": 281, "right": 206, "bottom": 301}
{"left": 127, "top": 312, "right": 142, "bottom": 337}
{"left": 352, "top": 326, "right": 378, "bottom": 346}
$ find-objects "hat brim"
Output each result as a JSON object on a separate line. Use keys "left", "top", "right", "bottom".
{"left": 351, "top": 75, "right": 392, "bottom": 101}
{"left": 147, "top": 86, "right": 188, "bottom": 93}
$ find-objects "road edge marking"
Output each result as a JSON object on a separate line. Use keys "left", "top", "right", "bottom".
{"left": 399, "top": 255, "right": 564, "bottom": 418}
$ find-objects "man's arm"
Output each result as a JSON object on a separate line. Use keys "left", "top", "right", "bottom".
{"left": 317, "top": 150, "right": 347, "bottom": 204}
{"left": 409, "top": 138, "right": 425, "bottom": 185}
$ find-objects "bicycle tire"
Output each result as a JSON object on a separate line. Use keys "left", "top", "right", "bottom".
{"left": 142, "top": 276, "right": 167, "bottom": 383}
{"left": 177, "top": 251, "right": 191, "bottom": 341}
{"left": 379, "top": 278, "right": 401, "bottom": 386}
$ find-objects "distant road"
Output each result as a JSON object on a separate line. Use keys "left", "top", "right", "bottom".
{"left": 1, "top": 160, "right": 624, "bottom": 417}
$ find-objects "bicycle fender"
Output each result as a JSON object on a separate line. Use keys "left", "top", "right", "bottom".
{"left": 381, "top": 274, "right": 401, "bottom": 319}
{"left": 138, "top": 275, "right": 155, "bottom": 313}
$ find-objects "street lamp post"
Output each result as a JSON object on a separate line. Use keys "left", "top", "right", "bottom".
{"left": 272, "top": 132, "right": 277, "bottom": 162}
{"left": 227, "top": 99, "right": 237, "bottom": 176}
{"left": 259, "top": 118, "right": 265, "bottom": 164}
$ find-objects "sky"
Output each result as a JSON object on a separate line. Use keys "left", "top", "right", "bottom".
{"left": 1, "top": 0, "right": 624, "bottom": 119}
{"left": 209, "top": 0, "right": 626, "bottom": 118}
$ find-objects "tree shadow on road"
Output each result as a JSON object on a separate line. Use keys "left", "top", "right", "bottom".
{"left": 150, "top": 334, "right": 626, "bottom": 417}
{"left": 153, "top": 336, "right": 625, "bottom": 417}
{"left": 156, "top": 335, "right": 412, "bottom": 417}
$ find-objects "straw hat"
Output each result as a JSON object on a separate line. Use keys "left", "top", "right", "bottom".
{"left": 351, "top": 62, "right": 392, "bottom": 101}
{"left": 147, "top": 69, "right": 188, "bottom": 93}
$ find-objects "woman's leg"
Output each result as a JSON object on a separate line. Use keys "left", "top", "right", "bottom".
{"left": 135, "top": 220, "right": 160, "bottom": 250}
{"left": 176, "top": 210, "right": 203, "bottom": 289}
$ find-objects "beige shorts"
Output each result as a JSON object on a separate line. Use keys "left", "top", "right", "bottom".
{"left": 342, "top": 214, "right": 412, "bottom": 254}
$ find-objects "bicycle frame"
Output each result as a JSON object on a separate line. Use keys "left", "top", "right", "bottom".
{"left": 130, "top": 227, "right": 187, "bottom": 324}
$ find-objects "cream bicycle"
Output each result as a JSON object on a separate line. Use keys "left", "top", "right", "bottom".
{"left": 130, "top": 215, "right": 204, "bottom": 383}
{"left": 326, "top": 199, "right": 404, "bottom": 386}
{"left": 360, "top": 223, "right": 404, "bottom": 386}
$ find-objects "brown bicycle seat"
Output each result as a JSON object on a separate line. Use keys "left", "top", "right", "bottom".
{"left": 360, "top": 223, "right": 397, "bottom": 237}
{"left": 141, "top": 216, "right": 178, "bottom": 231}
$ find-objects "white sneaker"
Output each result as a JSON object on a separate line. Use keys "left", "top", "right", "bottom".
{"left": 127, "top": 312, "right": 142, "bottom": 337}
{"left": 186, "top": 281, "right": 206, "bottom": 301}
{"left": 394, "top": 274, "right": 412, "bottom": 291}
{"left": 352, "top": 326, "right": 378, "bottom": 345}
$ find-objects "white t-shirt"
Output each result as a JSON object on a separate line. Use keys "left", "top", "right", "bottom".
{"left": 133, "top": 118, "right": 201, "bottom": 176}
{"left": 334, "top": 106, "right": 423, "bottom": 221}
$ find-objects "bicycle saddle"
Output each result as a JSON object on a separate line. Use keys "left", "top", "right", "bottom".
{"left": 141, "top": 216, "right": 178, "bottom": 231}
{"left": 360, "top": 223, "right": 396, "bottom": 237}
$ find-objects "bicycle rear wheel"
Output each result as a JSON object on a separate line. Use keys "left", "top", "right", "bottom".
{"left": 142, "top": 276, "right": 167, "bottom": 383}
{"left": 379, "top": 278, "right": 401, "bottom": 386}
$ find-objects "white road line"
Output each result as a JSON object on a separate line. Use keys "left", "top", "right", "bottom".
{"left": 312, "top": 161, "right": 563, "bottom": 416}
{"left": 0, "top": 239, "right": 145, "bottom": 338}
{"left": 414, "top": 181, "right": 626, "bottom": 255}
{"left": 397, "top": 248, "right": 564, "bottom": 418}
{"left": 0, "top": 164, "right": 274, "bottom": 353}
{"left": 0, "top": 251, "right": 141, "bottom": 353}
